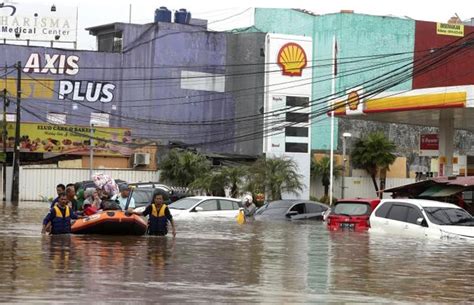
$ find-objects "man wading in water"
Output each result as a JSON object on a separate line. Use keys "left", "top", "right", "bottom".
{"left": 133, "top": 193, "right": 176, "bottom": 237}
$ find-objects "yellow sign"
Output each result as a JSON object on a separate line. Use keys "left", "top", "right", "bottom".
{"left": 436, "top": 23, "right": 464, "bottom": 37}
{"left": 1, "top": 77, "right": 55, "bottom": 99}
{"left": 347, "top": 91, "right": 360, "bottom": 111}
{"left": 1, "top": 122, "right": 132, "bottom": 156}
{"left": 277, "top": 43, "right": 307, "bottom": 77}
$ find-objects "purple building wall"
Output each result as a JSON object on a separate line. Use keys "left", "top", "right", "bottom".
{"left": 0, "top": 21, "right": 238, "bottom": 154}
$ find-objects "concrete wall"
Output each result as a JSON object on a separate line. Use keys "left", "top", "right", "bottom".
{"left": 81, "top": 156, "right": 130, "bottom": 169}
{"left": 225, "top": 32, "right": 266, "bottom": 156}
{"left": 311, "top": 176, "right": 415, "bottom": 200}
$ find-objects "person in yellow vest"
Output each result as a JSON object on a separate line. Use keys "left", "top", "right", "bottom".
{"left": 134, "top": 192, "right": 176, "bottom": 237}
{"left": 42, "top": 193, "right": 81, "bottom": 235}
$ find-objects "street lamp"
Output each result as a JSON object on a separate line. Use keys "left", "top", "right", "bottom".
{"left": 341, "top": 132, "right": 352, "bottom": 198}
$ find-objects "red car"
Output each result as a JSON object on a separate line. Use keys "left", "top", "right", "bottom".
{"left": 327, "top": 198, "right": 381, "bottom": 231}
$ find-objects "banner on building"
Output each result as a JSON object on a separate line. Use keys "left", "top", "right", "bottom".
{"left": 436, "top": 23, "right": 464, "bottom": 37}
{"left": 1, "top": 122, "right": 132, "bottom": 156}
{"left": 0, "top": 3, "right": 77, "bottom": 42}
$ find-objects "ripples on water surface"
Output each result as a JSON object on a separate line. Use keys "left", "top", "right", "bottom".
{"left": 0, "top": 202, "right": 473, "bottom": 303}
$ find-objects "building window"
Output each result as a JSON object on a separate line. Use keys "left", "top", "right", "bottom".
{"left": 285, "top": 142, "right": 308, "bottom": 153}
{"left": 90, "top": 113, "right": 110, "bottom": 127}
{"left": 286, "top": 96, "right": 309, "bottom": 107}
{"left": 98, "top": 31, "right": 123, "bottom": 53}
{"left": 286, "top": 112, "right": 309, "bottom": 123}
{"left": 0, "top": 113, "right": 16, "bottom": 122}
{"left": 47, "top": 112, "right": 67, "bottom": 124}
{"left": 285, "top": 127, "right": 308, "bottom": 137}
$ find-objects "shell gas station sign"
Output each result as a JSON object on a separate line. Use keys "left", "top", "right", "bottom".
{"left": 277, "top": 42, "right": 307, "bottom": 76}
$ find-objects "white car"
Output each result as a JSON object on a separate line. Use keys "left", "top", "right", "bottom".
{"left": 167, "top": 196, "right": 243, "bottom": 219}
{"left": 370, "top": 199, "right": 474, "bottom": 240}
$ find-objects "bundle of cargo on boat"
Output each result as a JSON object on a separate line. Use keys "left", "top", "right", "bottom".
{"left": 72, "top": 173, "right": 147, "bottom": 235}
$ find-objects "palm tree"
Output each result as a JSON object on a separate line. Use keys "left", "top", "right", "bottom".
{"left": 188, "top": 165, "right": 247, "bottom": 197}
{"left": 220, "top": 166, "right": 247, "bottom": 198}
{"left": 246, "top": 157, "right": 303, "bottom": 201}
{"left": 350, "top": 132, "right": 396, "bottom": 198}
{"left": 189, "top": 171, "right": 226, "bottom": 196}
{"left": 311, "top": 155, "right": 343, "bottom": 197}
{"left": 159, "top": 149, "right": 211, "bottom": 187}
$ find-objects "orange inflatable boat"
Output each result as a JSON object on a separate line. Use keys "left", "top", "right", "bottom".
{"left": 72, "top": 210, "right": 147, "bottom": 235}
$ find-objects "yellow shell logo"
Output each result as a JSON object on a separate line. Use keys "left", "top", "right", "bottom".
{"left": 347, "top": 91, "right": 360, "bottom": 111}
{"left": 277, "top": 43, "right": 307, "bottom": 76}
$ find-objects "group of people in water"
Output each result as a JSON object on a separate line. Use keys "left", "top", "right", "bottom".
{"left": 41, "top": 182, "right": 176, "bottom": 237}
{"left": 42, "top": 180, "right": 258, "bottom": 237}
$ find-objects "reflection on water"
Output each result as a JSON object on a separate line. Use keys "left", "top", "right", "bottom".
{"left": 0, "top": 201, "right": 473, "bottom": 303}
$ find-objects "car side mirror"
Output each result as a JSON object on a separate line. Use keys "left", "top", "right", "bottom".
{"left": 286, "top": 211, "right": 298, "bottom": 218}
{"left": 194, "top": 206, "right": 204, "bottom": 212}
{"left": 416, "top": 217, "right": 427, "bottom": 227}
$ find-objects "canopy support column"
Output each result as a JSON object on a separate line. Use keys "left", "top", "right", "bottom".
{"left": 438, "top": 109, "right": 454, "bottom": 176}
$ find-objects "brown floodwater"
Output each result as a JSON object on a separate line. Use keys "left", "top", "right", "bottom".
{"left": 0, "top": 201, "right": 473, "bottom": 303}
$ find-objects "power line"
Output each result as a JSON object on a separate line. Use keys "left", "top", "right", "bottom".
{"left": 8, "top": 32, "right": 474, "bottom": 149}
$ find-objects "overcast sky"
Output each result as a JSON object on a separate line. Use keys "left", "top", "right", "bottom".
{"left": 16, "top": 0, "right": 474, "bottom": 49}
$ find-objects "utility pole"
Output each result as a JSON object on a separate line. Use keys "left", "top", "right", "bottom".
{"left": 2, "top": 63, "right": 8, "bottom": 201}
{"left": 11, "top": 61, "right": 21, "bottom": 203}
{"left": 2, "top": 87, "right": 9, "bottom": 202}
{"left": 89, "top": 124, "right": 94, "bottom": 178}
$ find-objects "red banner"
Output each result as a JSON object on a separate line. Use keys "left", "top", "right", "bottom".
{"left": 420, "top": 134, "right": 439, "bottom": 150}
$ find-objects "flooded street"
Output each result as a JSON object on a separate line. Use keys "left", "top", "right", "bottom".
{"left": 0, "top": 202, "right": 473, "bottom": 303}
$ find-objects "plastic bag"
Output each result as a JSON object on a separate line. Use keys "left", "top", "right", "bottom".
{"left": 92, "top": 173, "right": 119, "bottom": 196}
{"left": 236, "top": 209, "right": 246, "bottom": 225}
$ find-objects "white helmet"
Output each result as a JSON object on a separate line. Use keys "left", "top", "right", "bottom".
{"left": 243, "top": 194, "right": 253, "bottom": 204}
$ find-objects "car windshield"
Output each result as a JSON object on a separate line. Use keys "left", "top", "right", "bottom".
{"left": 333, "top": 202, "right": 370, "bottom": 216}
{"left": 424, "top": 207, "right": 474, "bottom": 226}
{"left": 169, "top": 198, "right": 201, "bottom": 210}
{"left": 132, "top": 189, "right": 153, "bottom": 207}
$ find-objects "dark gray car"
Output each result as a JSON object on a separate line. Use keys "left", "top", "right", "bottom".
{"left": 254, "top": 200, "right": 329, "bottom": 221}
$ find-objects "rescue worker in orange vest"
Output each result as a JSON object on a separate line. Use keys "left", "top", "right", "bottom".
{"left": 42, "top": 193, "right": 81, "bottom": 235}
{"left": 134, "top": 192, "right": 176, "bottom": 237}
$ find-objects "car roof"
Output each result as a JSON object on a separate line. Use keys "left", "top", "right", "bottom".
{"left": 337, "top": 198, "right": 379, "bottom": 203}
{"left": 265, "top": 200, "right": 328, "bottom": 209}
{"left": 380, "top": 198, "right": 460, "bottom": 208}
{"left": 186, "top": 196, "right": 241, "bottom": 202}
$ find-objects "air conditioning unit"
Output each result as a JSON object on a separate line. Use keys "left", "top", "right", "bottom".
{"left": 133, "top": 153, "right": 150, "bottom": 166}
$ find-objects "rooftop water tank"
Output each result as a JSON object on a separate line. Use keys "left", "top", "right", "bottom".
{"left": 174, "top": 8, "right": 191, "bottom": 24}
{"left": 155, "top": 7, "right": 172, "bottom": 23}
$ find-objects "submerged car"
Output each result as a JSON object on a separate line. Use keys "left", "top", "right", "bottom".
{"left": 167, "top": 196, "right": 243, "bottom": 219}
{"left": 254, "top": 200, "right": 329, "bottom": 221}
{"left": 369, "top": 199, "right": 474, "bottom": 240}
{"left": 131, "top": 186, "right": 174, "bottom": 208}
{"left": 327, "top": 198, "right": 380, "bottom": 231}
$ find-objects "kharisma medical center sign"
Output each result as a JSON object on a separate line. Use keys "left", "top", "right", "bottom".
{"left": 0, "top": 2, "right": 77, "bottom": 42}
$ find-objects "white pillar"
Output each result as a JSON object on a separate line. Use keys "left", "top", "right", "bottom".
{"left": 438, "top": 109, "right": 454, "bottom": 176}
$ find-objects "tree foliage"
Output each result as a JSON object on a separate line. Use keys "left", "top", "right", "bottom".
{"left": 246, "top": 156, "right": 303, "bottom": 201}
{"left": 189, "top": 165, "right": 247, "bottom": 197}
{"left": 159, "top": 149, "right": 211, "bottom": 187}
{"left": 311, "top": 155, "right": 343, "bottom": 197}
{"left": 350, "top": 132, "right": 396, "bottom": 197}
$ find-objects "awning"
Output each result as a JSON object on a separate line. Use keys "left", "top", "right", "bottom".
{"left": 418, "top": 185, "right": 465, "bottom": 197}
